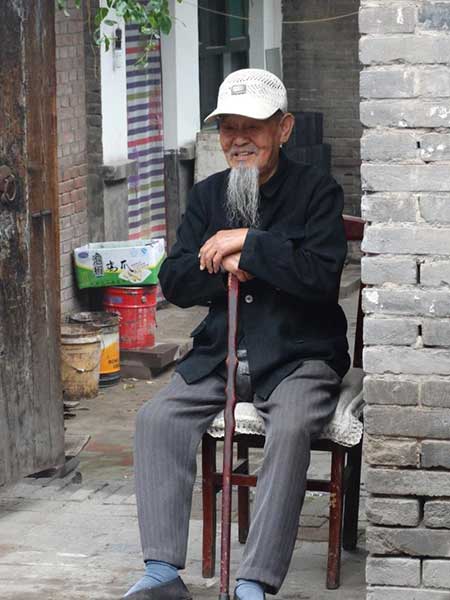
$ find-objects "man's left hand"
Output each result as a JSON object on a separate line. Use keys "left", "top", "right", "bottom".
{"left": 221, "top": 252, "right": 254, "bottom": 282}
{"left": 199, "top": 229, "right": 248, "bottom": 274}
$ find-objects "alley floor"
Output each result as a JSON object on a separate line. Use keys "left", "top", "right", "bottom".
{"left": 0, "top": 272, "right": 366, "bottom": 599}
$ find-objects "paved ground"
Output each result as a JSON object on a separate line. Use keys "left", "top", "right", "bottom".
{"left": 0, "top": 270, "right": 366, "bottom": 599}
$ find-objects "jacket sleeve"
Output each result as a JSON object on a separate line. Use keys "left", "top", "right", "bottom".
{"left": 158, "top": 186, "right": 227, "bottom": 308}
{"left": 238, "top": 176, "right": 347, "bottom": 303}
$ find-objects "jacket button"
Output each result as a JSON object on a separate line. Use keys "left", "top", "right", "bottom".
{"left": 244, "top": 294, "right": 254, "bottom": 304}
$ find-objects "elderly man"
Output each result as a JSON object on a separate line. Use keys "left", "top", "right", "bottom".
{"left": 124, "top": 69, "right": 350, "bottom": 600}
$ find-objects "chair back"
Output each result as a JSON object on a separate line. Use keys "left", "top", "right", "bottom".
{"left": 343, "top": 215, "right": 364, "bottom": 370}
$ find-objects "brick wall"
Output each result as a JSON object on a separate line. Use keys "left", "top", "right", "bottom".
{"left": 84, "top": 0, "right": 104, "bottom": 245}
{"left": 55, "top": 1, "right": 89, "bottom": 315}
{"left": 282, "top": 0, "right": 361, "bottom": 216}
{"left": 361, "top": 1, "right": 450, "bottom": 597}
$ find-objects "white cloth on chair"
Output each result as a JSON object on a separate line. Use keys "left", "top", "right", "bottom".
{"left": 207, "top": 367, "right": 364, "bottom": 447}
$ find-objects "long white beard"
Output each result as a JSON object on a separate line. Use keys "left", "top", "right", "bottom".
{"left": 226, "top": 164, "right": 260, "bottom": 228}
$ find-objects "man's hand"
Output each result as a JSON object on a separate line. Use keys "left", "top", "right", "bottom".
{"left": 221, "top": 252, "right": 254, "bottom": 283}
{"left": 199, "top": 229, "right": 248, "bottom": 274}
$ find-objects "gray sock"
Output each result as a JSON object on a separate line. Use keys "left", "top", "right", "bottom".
{"left": 124, "top": 560, "right": 178, "bottom": 597}
{"left": 235, "top": 579, "right": 265, "bottom": 600}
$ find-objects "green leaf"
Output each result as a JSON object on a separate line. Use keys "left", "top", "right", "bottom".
{"left": 160, "top": 14, "right": 172, "bottom": 34}
{"left": 79, "top": 0, "right": 179, "bottom": 58}
{"left": 94, "top": 7, "right": 109, "bottom": 27}
{"left": 94, "top": 29, "right": 102, "bottom": 45}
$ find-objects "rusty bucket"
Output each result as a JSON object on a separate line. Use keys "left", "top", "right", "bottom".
{"left": 69, "top": 311, "right": 121, "bottom": 387}
{"left": 61, "top": 324, "right": 101, "bottom": 399}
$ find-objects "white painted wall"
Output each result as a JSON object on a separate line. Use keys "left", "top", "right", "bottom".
{"left": 249, "top": 0, "right": 283, "bottom": 75}
{"left": 161, "top": 0, "right": 200, "bottom": 151}
{"left": 249, "top": 1, "right": 265, "bottom": 69}
{"left": 100, "top": 5, "right": 128, "bottom": 164}
{"left": 263, "top": 0, "right": 282, "bottom": 53}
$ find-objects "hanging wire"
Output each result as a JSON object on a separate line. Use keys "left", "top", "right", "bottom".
{"left": 187, "top": 1, "right": 359, "bottom": 25}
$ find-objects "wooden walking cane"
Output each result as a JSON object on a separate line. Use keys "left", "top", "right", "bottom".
{"left": 219, "top": 273, "right": 240, "bottom": 600}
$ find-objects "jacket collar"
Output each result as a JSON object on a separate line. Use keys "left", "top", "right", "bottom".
{"left": 260, "top": 150, "right": 290, "bottom": 199}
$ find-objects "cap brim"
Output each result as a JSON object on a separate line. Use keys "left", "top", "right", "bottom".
{"left": 204, "top": 97, "right": 279, "bottom": 123}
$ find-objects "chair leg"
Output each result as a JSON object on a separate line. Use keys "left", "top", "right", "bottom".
{"left": 326, "top": 444, "right": 345, "bottom": 590}
{"left": 202, "top": 434, "right": 217, "bottom": 578}
{"left": 237, "top": 441, "right": 250, "bottom": 544}
{"left": 343, "top": 439, "right": 363, "bottom": 551}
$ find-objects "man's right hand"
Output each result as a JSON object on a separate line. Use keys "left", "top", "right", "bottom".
{"left": 221, "top": 252, "right": 254, "bottom": 283}
{"left": 198, "top": 228, "right": 249, "bottom": 274}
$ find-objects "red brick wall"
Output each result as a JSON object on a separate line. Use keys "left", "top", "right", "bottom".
{"left": 55, "top": 1, "right": 89, "bottom": 315}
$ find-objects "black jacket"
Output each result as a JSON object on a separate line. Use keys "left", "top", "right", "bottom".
{"left": 159, "top": 152, "right": 350, "bottom": 399}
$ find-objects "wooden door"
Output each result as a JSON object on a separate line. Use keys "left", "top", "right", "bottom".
{"left": 0, "top": 0, "right": 64, "bottom": 485}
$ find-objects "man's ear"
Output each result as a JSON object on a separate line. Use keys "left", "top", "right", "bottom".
{"left": 279, "top": 113, "right": 295, "bottom": 145}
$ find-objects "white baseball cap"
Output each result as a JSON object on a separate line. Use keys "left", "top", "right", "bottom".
{"left": 204, "top": 68, "right": 288, "bottom": 123}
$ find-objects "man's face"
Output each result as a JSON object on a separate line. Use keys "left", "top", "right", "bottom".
{"left": 219, "top": 113, "right": 294, "bottom": 184}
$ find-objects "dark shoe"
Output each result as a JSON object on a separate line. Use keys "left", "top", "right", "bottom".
{"left": 122, "top": 577, "right": 192, "bottom": 600}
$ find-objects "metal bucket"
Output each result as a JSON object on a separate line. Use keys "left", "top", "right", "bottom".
{"left": 103, "top": 286, "right": 157, "bottom": 350}
{"left": 61, "top": 324, "right": 101, "bottom": 399}
{"left": 69, "top": 312, "right": 121, "bottom": 387}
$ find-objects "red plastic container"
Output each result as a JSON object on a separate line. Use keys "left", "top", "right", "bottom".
{"left": 103, "top": 286, "right": 157, "bottom": 350}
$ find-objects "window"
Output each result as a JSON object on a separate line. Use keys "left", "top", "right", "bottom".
{"left": 198, "top": 0, "right": 249, "bottom": 123}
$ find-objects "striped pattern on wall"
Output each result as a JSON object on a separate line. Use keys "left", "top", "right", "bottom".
{"left": 126, "top": 26, "right": 166, "bottom": 242}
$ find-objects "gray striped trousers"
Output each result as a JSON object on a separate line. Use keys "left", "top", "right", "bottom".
{"left": 134, "top": 360, "right": 340, "bottom": 594}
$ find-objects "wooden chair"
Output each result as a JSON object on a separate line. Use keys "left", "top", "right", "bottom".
{"left": 201, "top": 215, "right": 365, "bottom": 590}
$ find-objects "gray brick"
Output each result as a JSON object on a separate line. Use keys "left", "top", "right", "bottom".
{"left": 423, "top": 559, "right": 450, "bottom": 588}
{"left": 421, "top": 379, "right": 450, "bottom": 408}
{"left": 363, "top": 225, "right": 450, "bottom": 254}
{"left": 363, "top": 288, "right": 450, "bottom": 317}
{"left": 362, "top": 165, "right": 450, "bottom": 192}
{"left": 366, "top": 405, "right": 450, "bottom": 439}
{"left": 362, "top": 132, "right": 450, "bottom": 163}
{"left": 366, "top": 556, "right": 421, "bottom": 587}
{"left": 366, "top": 468, "right": 450, "bottom": 496}
{"left": 368, "top": 587, "right": 450, "bottom": 600}
{"left": 364, "top": 377, "right": 419, "bottom": 406}
{"left": 416, "top": 67, "right": 450, "bottom": 97}
{"left": 419, "top": 1, "right": 450, "bottom": 30}
{"left": 362, "top": 192, "right": 418, "bottom": 222}
{"left": 364, "top": 346, "right": 450, "bottom": 376}
{"left": 359, "top": 6, "right": 416, "bottom": 34}
{"left": 422, "top": 261, "right": 450, "bottom": 286}
{"left": 422, "top": 319, "right": 450, "bottom": 347}
{"left": 362, "top": 257, "right": 417, "bottom": 285}
{"left": 424, "top": 501, "right": 450, "bottom": 528}
{"left": 360, "top": 68, "right": 416, "bottom": 99}
{"left": 364, "top": 317, "right": 418, "bottom": 345}
{"left": 365, "top": 434, "right": 419, "bottom": 467}
{"left": 419, "top": 135, "right": 450, "bottom": 162}
{"left": 368, "top": 525, "right": 450, "bottom": 556}
{"left": 366, "top": 497, "right": 421, "bottom": 526}
{"left": 422, "top": 441, "right": 450, "bottom": 469}
{"left": 361, "top": 99, "right": 450, "bottom": 128}
{"left": 361, "top": 132, "right": 417, "bottom": 162}
{"left": 360, "top": 35, "right": 450, "bottom": 65}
